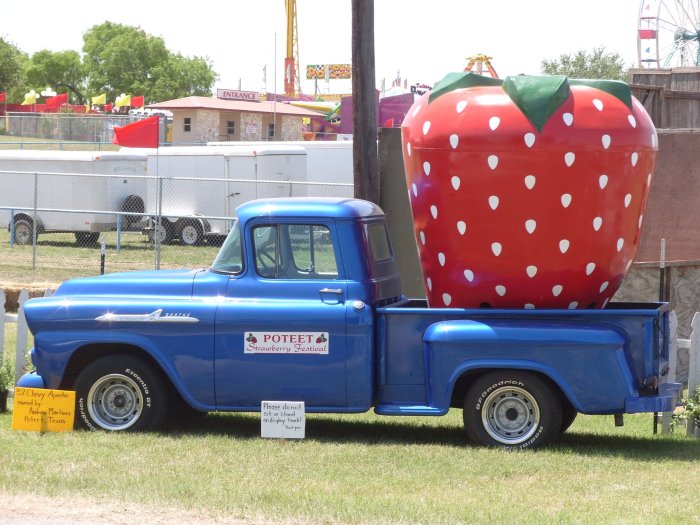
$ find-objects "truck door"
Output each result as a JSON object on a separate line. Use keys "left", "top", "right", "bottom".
{"left": 214, "top": 221, "right": 349, "bottom": 408}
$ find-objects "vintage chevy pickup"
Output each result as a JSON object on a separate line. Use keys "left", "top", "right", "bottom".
{"left": 18, "top": 197, "right": 681, "bottom": 448}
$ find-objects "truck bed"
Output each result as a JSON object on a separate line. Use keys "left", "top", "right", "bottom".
{"left": 374, "top": 300, "right": 671, "bottom": 415}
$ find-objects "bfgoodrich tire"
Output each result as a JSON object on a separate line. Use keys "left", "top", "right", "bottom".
{"left": 75, "top": 355, "right": 167, "bottom": 432}
{"left": 463, "top": 371, "right": 562, "bottom": 449}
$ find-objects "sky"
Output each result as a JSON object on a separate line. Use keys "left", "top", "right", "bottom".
{"left": 1, "top": 0, "right": 643, "bottom": 98}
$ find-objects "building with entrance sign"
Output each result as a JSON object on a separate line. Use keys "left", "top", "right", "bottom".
{"left": 147, "top": 89, "right": 325, "bottom": 144}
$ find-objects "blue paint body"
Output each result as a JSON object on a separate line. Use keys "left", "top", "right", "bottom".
{"left": 19, "top": 198, "right": 681, "bottom": 418}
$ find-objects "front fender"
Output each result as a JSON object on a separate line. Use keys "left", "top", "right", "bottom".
{"left": 423, "top": 319, "right": 636, "bottom": 414}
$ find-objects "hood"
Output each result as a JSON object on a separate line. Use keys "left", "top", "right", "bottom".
{"left": 52, "top": 269, "right": 203, "bottom": 299}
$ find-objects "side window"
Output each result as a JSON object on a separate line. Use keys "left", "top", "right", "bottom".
{"left": 253, "top": 225, "right": 279, "bottom": 278}
{"left": 184, "top": 117, "right": 191, "bottom": 132}
{"left": 227, "top": 120, "right": 235, "bottom": 135}
{"left": 366, "top": 222, "right": 393, "bottom": 262}
{"left": 252, "top": 224, "right": 338, "bottom": 280}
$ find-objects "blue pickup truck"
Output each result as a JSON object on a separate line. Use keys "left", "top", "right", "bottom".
{"left": 19, "top": 197, "right": 681, "bottom": 448}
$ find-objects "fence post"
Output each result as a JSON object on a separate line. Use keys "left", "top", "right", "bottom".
{"left": 15, "top": 289, "right": 30, "bottom": 384}
{"left": 689, "top": 312, "right": 700, "bottom": 396}
{"left": 32, "top": 172, "right": 38, "bottom": 269}
{"left": 662, "top": 311, "right": 680, "bottom": 433}
{"left": 0, "top": 289, "right": 5, "bottom": 358}
{"left": 155, "top": 175, "right": 163, "bottom": 270}
{"left": 9, "top": 209, "right": 14, "bottom": 248}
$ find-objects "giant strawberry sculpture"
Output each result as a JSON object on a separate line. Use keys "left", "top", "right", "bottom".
{"left": 401, "top": 73, "right": 657, "bottom": 309}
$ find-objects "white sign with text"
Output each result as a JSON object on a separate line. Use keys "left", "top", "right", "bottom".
{"left": 244, "top": 332, "right": 328, "bottom": 354}
{"left": 261, "top": 401, "right": 305, "bottom": 439}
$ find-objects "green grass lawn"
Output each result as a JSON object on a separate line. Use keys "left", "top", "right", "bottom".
{"left": 0, "top": 135, "right": 119, "bottom": 152}
{"left": 0, "top": 408, "right": 698, "bottom": 524}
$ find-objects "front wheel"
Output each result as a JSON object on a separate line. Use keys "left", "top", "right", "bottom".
{"left": 463, "top": 371, "right": 562, "bottom": 449}
{"left": 74, "top": 355, "right": 167, "bottom": 432}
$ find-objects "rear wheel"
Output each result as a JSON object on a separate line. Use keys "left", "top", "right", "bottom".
{"left": 75, "top": 232, "right": 100, "bottom": 246}
{"left": 12, "top": 218, "right": 34, "bottom": 245}
{"left": 75, "top": 355, "right": 167, "bottom": 432}
{"left": 463, "top": 371, "right": 562, "bottom": 449}
{"left": 180, "top": 221, "right": 203, "bottom": 246}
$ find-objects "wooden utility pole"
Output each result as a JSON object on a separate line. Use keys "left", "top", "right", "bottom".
{"left": 351, "top": 0, "right": 379, "bottom": 203}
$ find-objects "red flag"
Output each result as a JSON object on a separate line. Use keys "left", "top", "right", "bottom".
{"left": 0, "top": 92, "right": 6, "bottom": 103}
{"left": 112, "top": 115, "right": 160, "bottom": 148}
{"left": 130, "top": 95, "right": 145, "bottom": 108}
{"left": 45, "top": 93, "right": 68, "bottom": 108}
{"left": 104, "top": 103, "right": 113, "bottom": 112}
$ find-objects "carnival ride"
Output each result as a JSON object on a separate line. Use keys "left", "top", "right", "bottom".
{"left": 638, "top": 0, "right": 700, "bottom": 68}
{"left": 464, "top": 54, "right": 499, "bottom": 78}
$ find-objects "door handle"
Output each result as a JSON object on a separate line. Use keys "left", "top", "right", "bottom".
{"left": 319, "top": 288, "right": 343, "bottom": 295}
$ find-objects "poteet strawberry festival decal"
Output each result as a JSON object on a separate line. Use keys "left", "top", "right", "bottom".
{"left": 244, "top": 332, "right": 329, "bottom": 354}
{"left": 401, "top": 73, "right": 657, "bottom": 309}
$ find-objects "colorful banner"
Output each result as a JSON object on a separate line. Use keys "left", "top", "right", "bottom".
{"left": 130, "top": 95, "right": 145, "bottom": 108}
{"left": 0, "top": 92, "right": 6, "bottom": 103}
{"left": 45, "top": 93, "right": 68, "bottom": 108}
{"left": 91, "top": 93, "right": 106, "bottom": 105}
{"left": 115, "top": 94, "right": 131, "bottom": 107}
{"left": 112, "top": 115, "right": 159, "bottom": 148}
{"left": 306, "top": 64, "right": 352, "bottom": 80}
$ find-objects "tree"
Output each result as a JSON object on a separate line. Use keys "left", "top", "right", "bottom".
{"left": 0, "top": 37, "right": 28, "bottom": 101}
{"left": 25, "top": 50, "right": 86, "bottom": 104}
{"left": 82, "top": 22, "right": 217, "bottom": 102}
{"left": 540, "top": 47, "right": 627, "bottom": 81}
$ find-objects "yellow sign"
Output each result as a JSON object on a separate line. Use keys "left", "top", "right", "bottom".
{"left": 11, "top": 387, "right": 75, "bottom": 432}
{"left": 306, "top": 64, "right": 352, "bottom": 80}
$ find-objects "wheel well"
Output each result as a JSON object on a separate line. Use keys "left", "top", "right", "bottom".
{"left": 11, "top": 213, "right": 45, "bottom": 233}
{"left": 177, "top": 217, "right": 210, "bottom": 234}
{"left": 449, "top": 367, "right": 570, "bottom": 409}
{"left": 59, "top": 344, "right": 180, "bottom": 402}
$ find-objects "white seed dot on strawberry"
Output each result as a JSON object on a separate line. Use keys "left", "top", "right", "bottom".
{"left": 464, "top": 269, "right": 474, "bottom": 282}
{"left": 626, "top": 260, "right": 633, "bottom": 272}
{"left": 624, "top": 194, "right": 632, "bottom": 207}
{"left": 565, "top": 152, "right": 575, "bottom": 167}
{"left": 487, "top": 155, "right": 499, "bottom": 170}
{"left": 457, "top": 221, "right": 467, "bottom": 235}
{"left": 407, "top": 142, "right": 412, "bottom": 157}
{"left": 412, "top": 183, "right": 418, "bottom": 197}
{"left": 438, "top": 252, "right": 446, "bottom": 266}
{"left": 599, "top": 281, "right": 609, "bottom": 293}
{"left": 617, "top": 238, "right": 624, "bottom": 252}
{"left": 442, "top": 293, "right": 451, "bottom": 306}
{"left": 647, "top": 174, "right": 652, "bottom": 186}
{"left": 495, "top": 285, "right": 506, "bottom": 296}
{"left": 631, "top": 152, "right": 639, "bottom": 166}
{"left": 451, "top": 176, "right": 461, "bottom": 190}
{"left": 430, "top": 205, "right": 438, "bottom": 219}
{"left": 422, "top": 121, "right": 431, "bottom": 135}
{"left": 593, "top": 99, "right": 604, "bottom": 111}
{"left": 525, "top": 220, "right": 536, "bottom": 234}
{"left": 593, "top": 217, "right": 603, "bottom": 231}
{"left": 489, "top": 116, "right": 500, "bottom": 131}
{"left": 449, "top": 134, "right": 459, "bottom": 149}
{"left": 456, "top": 100, "right": 467, "bottom": 113}
{"left": 524, "top": 303, "right": 536, "bottom": 309}
{"left": 602, "top": 135, "right": 611, "bottom": 149}
{"left": 561, "top": 194, "right": 572, "bottom": 208}
{"left": 423, "top": 161, "right": 431, "bottom": 176}
{"left": 552, "top": 285, "right": 563, "bottom": 297}
{"left": 524, "top": 133, "right": 536, "bottom": 148}
{"left": 492, "top": 242, "right": 502, "bottom": 256}
{"left": 599, "top": 175, "right": 608, "bottom": 189}
{"left": 638, "top": 215, "right": 644, "bottom": 228}
{"left": 488, "top": 196, "right": 499, "bottom": 210}
{"left": 419, "top": 231, "right": 426, "bottom": 245}
{"left": 586, "top": 262, "right": 596, "bottom": 275}
{"left": 568, "top": 301, "right": 579, "bottom": 309}
{"left": 651, "top": 132, "right": 657, "bottom": 148}
{"left": 559, "top": 239, "right": 570, "bottom": 253}
{"left": 628, "top": 115, "right": 637, "bottom": 128}
{"left": 526, "top": 265, "right": 537, "bottom": 278}
{"left": 427, "top": 277, "right": 432, "bottom": 291}
{"left": 524, "top": 175, "right": 536, "bottom": 189}
{"left": 563, "top": 113, "right": 574, "bottom": 126}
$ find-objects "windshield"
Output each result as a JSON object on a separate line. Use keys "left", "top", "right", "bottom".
{"left": 211, "top": 221, "right": 243, "bottom": 274}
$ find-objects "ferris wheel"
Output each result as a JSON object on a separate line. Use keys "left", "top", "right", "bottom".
{"left": 638, "top": 0, "right": 700, "bottom": 68}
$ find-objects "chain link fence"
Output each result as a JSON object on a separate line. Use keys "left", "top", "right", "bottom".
{"left": 1, "top": 163, "right": 353, "bottom": 287}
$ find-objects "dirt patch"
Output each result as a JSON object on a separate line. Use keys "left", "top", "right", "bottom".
{"left": 1, "top": 282, "right": 58, "bottom": 313}
{"left": 0, "top": 490, "right": 306, "bottom": 525}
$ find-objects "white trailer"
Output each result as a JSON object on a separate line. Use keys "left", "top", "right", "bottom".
{"left": 140, "top": 145, "right": 308, "bottom": 245}
{"left": 208, "top": 140, "right": 354, "bottom": 193}
{"left": 0, "top": 150, "right": 148, "bottom": 245}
